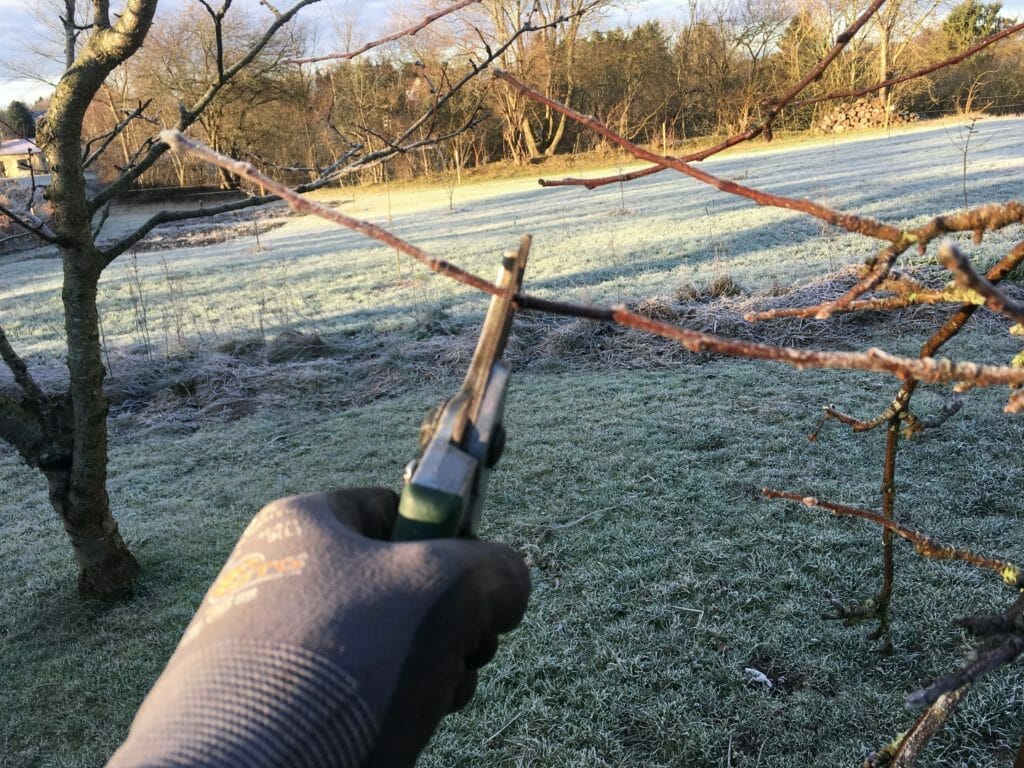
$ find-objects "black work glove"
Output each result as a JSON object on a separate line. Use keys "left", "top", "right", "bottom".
{"left": 107, "top": 488, "right": 530, "bottom": 768}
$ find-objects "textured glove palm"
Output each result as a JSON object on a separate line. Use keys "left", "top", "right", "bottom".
{"left": 108, "top": 488, "right": 530, "bottom": 768}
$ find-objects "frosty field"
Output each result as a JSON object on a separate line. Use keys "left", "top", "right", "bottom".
{"left": 1, "top": 116, "right": 1024, "bottom": 767}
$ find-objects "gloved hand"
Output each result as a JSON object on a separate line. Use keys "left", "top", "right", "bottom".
{"left": 107, "top": 488, "right": 530, "bottom": 768}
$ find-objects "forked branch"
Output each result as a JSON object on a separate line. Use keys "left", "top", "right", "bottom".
{"left": 938, "top": 240, "right": 1024, "bottom": 325}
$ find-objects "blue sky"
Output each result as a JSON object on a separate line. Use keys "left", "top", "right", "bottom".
{"left": 2, "top": 0, "right": 1023, "bottom": 105}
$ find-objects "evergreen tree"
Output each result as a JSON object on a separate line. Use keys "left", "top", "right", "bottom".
{"left": 942, "top": 0, "right": 1010, "bottom": 51}
{"left": 5, "top": 100, "right": 36, "bottom": 138}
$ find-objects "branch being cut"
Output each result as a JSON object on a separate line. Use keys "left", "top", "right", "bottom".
{"left": 164, "top": 134, "right": 1024, "bottom": 408}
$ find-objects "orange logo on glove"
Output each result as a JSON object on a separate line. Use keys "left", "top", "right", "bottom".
{"left": 209, "top": 552, "right": 307, "bottom": 604}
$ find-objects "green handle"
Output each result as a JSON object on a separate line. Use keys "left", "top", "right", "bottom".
{"left": 391, "top": 483, "right": 465, "bottom": 541}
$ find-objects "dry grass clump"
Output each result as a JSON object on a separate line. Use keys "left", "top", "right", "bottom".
{"left": 217, "top": 335, "right": 264, "bottom": 357}
{"left": 673, "top": 274, "right": 745, "bottom": 302}
{"left": 5, "top": 265, "right": 1017, "bottom": 436}
{"left": 265, "top": 329, "right": 332, "bottom": 363}
{"left": 707, "top": 274, "right": 744, "bottom": 298}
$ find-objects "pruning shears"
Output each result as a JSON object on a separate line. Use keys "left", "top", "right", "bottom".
{"left": 391, "top": 235, "right": 531, "bottom": 541}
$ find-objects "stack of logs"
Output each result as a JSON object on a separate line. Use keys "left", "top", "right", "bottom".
{"left": 815, "top": 97, "right": 920, "bottom": 133}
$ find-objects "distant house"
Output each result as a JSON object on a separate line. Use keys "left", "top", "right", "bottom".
{"left": 0, "top": 139, "right": 48, "bottom": 179}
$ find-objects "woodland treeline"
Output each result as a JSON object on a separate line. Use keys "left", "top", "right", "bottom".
{"left": 77, "top": 0, "right": 1024, "bottom": 189}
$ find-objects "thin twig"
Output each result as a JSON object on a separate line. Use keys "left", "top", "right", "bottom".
{"left": 158, "top": 131, "right": 501, "bottom": 297}
{"left": 745, "top": 287, "right": 965, "bottom": 322}
{"left": 761, "top": 488, "right": 1024, "bottom": 590}
{"left": 289, "top": 0, "right": 482, "bottom": 65}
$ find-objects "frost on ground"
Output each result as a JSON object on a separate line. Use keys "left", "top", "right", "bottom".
{"left": 3, "top": 118, "right": 1024, "bottom": 768}
{"left": 1, "top": 115, "right": 1022, "bottom": 417}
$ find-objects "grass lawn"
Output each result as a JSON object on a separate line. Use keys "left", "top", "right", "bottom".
{"left": 2, "top": 116, "right": 1023, "bottom": 766}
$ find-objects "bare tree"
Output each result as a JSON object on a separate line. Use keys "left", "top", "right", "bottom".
{"left": 0, "top": 0, "right": 539, "bottom": 597}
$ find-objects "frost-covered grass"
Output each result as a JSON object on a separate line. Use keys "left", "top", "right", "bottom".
{"left": 1, "top": 116, "right": 1024, "bottom": 767}
{"left": 4, "top": 115, "right": 1023, "bottom": 363}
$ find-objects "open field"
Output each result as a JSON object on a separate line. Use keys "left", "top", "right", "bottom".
{"left": 2, "top": 115, "right": 1024, "bottom": 766}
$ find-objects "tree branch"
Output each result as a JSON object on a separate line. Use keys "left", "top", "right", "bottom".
{"left": 866, "top": 686, "right": 970, "bottom": 767}
{"left": 0, "top": 201, "right": 59, "bottom": 244}
{"left": 158, "top": 130, "right": 502, "bottom": 297}
{"left": 906, "top": 636, "right": 1024, "bottom": 708}
{"left": 0, "top": 392, "right": 51, "bottom": 462}
{"left": 99, "top": 193, "right": 281, "bottom": 264}
{"left": 761, "top": 488, "right": 1024, "bottom": 590}
{"left": 938, "top": 240, "right": 1024, "bottom": 325}
{"left": 612, "top": 306, "right": 1024, "bottom": 398}
{"left": 0, "top": 324, "right": 45, "bottom": 402}
{"left": 290, "top": 0, "right": 483, "bottom": 65}
{"left": 494, "top": 69, "right": 908, "bottom": 244}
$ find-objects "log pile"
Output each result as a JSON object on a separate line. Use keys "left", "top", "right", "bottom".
{"left": 815, "top": 97, "right": 919, "bottom": 133}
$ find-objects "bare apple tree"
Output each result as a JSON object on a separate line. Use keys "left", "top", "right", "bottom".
{"left": 0, "top": 0, "right": 587, "bottom": 596}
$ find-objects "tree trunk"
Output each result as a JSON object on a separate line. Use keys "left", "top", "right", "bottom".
{"left": 879, "top": 25, "right": 892, "bottom": 115}
{"left": 60, "top": 261, "right": 140, "bottom": 596}
{"left": 31, "top": 0, "right": 156, "bottom": 597}
{"left": 520, "top": 117, "right": 540, "bottom": 159}
{"left": 63, "top": 0, "right": 77, "bottom": 70}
